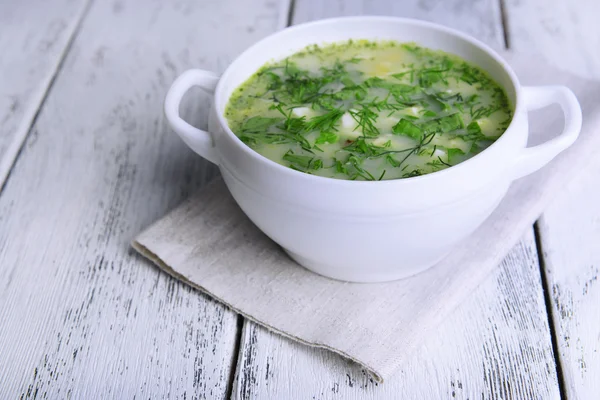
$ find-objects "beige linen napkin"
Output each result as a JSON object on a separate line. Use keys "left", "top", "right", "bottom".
{"left": 133, "top": 54, "right": 600, "bottom": 382}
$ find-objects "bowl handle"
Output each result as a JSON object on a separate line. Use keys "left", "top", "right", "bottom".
{"left": 511, "top": 86, "right": 582, "bottom": 179}
{"left": 164, "top": 69, "right": 220, "bottom": 165}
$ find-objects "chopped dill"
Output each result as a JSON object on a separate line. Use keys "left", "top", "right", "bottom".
{"left": 225, "top": 39, "right": 513, "bottom": 180}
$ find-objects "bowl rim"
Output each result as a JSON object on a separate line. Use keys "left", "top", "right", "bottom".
{"left": 214, "top": 15, "right": 523, "bottom": 186}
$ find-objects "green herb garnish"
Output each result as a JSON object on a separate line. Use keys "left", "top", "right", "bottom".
{"left": 421, "top": 113, "right": 464, "bottom": 135}
{"left": 392, "top": 119, "right": 423, "bottom": 140}
{"left": 226, "top": 39, "right": 513, "bottom": 181}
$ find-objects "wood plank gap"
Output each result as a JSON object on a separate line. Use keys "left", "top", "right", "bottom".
{"left": 534, "top": 221, "right": 568, "bottom": 400}
{"left": 286, "top": 0, "right": 297, "bottom": 27}
{"left": 227, "top": 2, "right": 293, "bottom": 395}
{"left": 226, "top": 315, "right": 245, "bottom": 400}
{"left": 501, "top": 1, "right": 566, "bottom": 394}
{"left": 229, "top": 0, "right": 292, "bottom": 390}
{"left": 498, "top": 0, "right": 511, "bottom": 49}
{"left": 0, "top": 0, "right": 94, "bottom": 195}
{"left": 215, "top": 21, "right": 294, "bottom": 389}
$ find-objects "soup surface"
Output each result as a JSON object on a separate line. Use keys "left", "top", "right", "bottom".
{"left": 225, "top": 40, "right": 512, "bottom": 180}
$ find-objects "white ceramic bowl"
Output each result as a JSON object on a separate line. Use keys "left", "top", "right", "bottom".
{"left": 164, "top": 17, "right": 582, "bottom": 282}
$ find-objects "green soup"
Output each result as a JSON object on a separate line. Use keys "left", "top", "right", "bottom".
{"left": 225, "top": 40, "right": 512, "bottom": 181}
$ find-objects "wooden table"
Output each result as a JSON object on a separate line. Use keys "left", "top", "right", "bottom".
{"left": 1, "top": 0, "right": 598, "bottom": 398}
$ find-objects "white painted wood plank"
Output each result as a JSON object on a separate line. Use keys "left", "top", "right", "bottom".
{"left": 505, "top": 1, "right": 600, "bottom": 397}
{"left": 231, "top": 1, "right": 560, "bottom": 398}
{"left": 233, "top": 232, "right": 560, "bottom": 399}
{"left": 538, "top": 196, "right": 600, "bottom": 400}
{"left": 0, "top": 0, "right": 90, "bottom": 188}
{"left": 292, "top": 0, "right": 505, "bottom": 49}
{"left": 503, "top": 0, "right": 600, "bottom": 80}
{"left": 0, "top": 0, "right": 288, "bottom": 398}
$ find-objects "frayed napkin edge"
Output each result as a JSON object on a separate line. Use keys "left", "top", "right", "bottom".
{"left": 131, "top": 239, "right": 386, "bottom": 383}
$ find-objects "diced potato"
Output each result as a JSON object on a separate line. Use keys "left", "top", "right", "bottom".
{"left": 452, "top": 80, "right": 479, "bottom": 96}
{"left": 373, "top": 134, "right": 394, "bottom": 146}
{"left": 432, "top": 148, "right": 447, "bottom": 158}
{"left": 477, "top": 118, "right": 493, "bottom": 135}
{"left": 292, "top": 107, "right": 313, "bottom": 118}
{"left": 340, "top": 112, "right": 356, "bottom": 129}
{"left": 406, "top": 106, "right": 422, "bottom": 117}
{"left": 339, "top": 130, "right": 362, "bottom": 140}
{"left": 338, "top": 112, "right": 361, "bottom": 139}
{"left": 447, "top": 138, "right": 471, "bottom": 152}
{"left": 377, "top": 113, "right": 400, "bottom": 133}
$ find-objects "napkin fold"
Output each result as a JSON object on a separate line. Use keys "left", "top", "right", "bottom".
{"left": 133, "top": 53, "right": 600, "bottom": 382}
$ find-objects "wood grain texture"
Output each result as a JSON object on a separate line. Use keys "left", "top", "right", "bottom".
{"left": 231, "top": 0, "right": 560, "bottom": 398}
{"left": 505, "top": 0, "right": 600, "bottom": 397}
{"left": 0, "top": 0, "right": 288, "bottom": 398}
{"left": 232, "top": 232, "right": 560, "bottom": 399}
{"left": 0, "top": 0, "right": 90, "bottom": 189}
{"left": 503, "top": 0, "right": 600, "bottom": 79}
{"left": 292, "top": 0, "right": 505, "bottom": 49}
